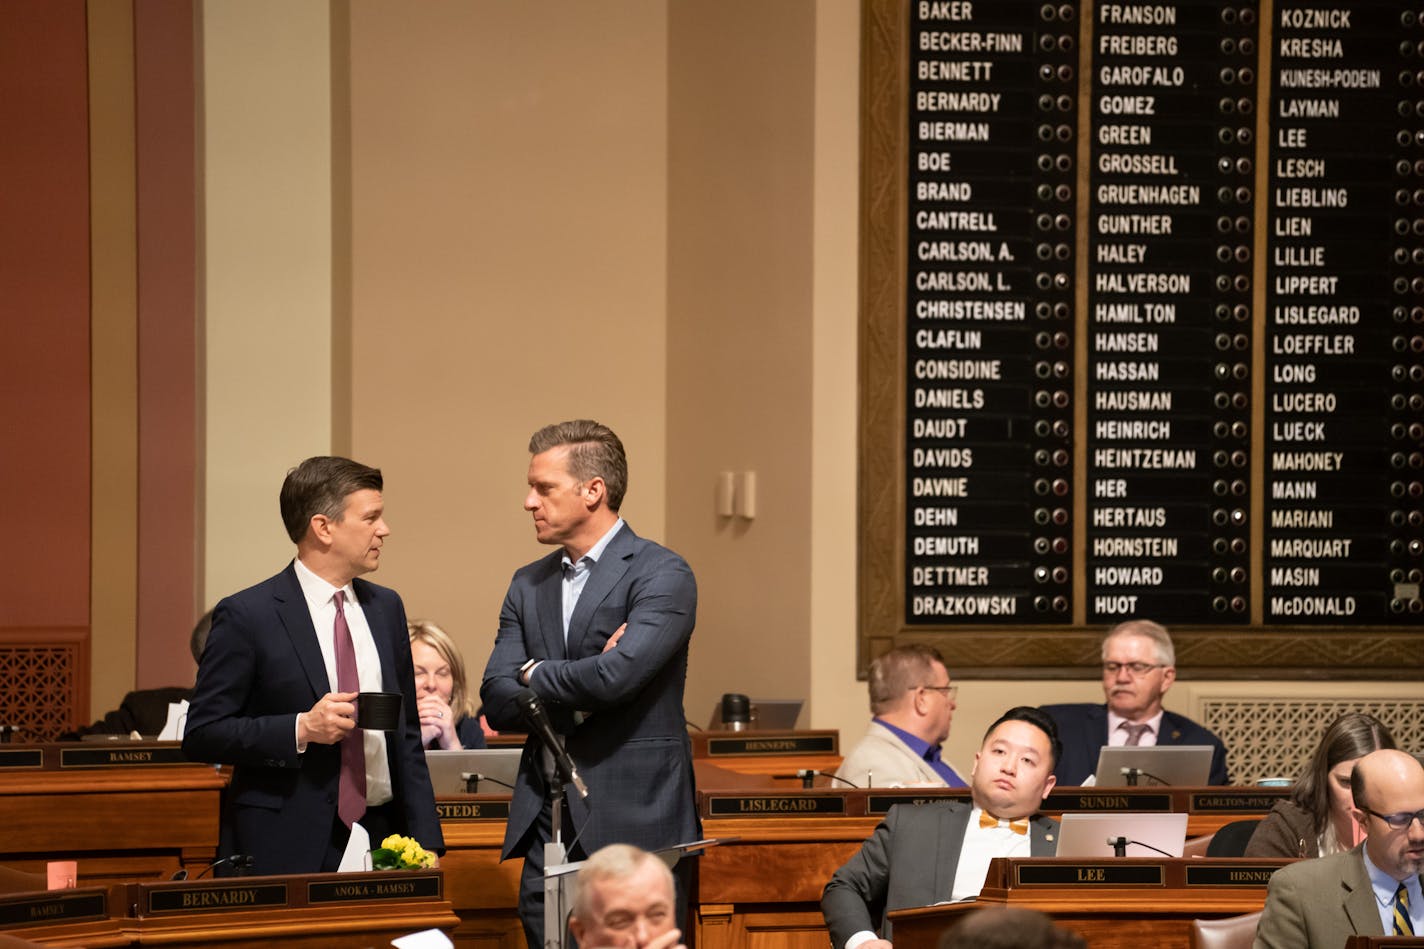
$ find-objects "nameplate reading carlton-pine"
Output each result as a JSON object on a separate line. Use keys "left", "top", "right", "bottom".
{"left": 705, "top": 794, "right": 847, "bottom": 817}
{"left": 146, "top": 883, "right": 289, "bottom": 915}
{"left": 1184, "top": 865, "right": 1282, "bottom": 887}
{"left": 60, "top": 744, "right": 189, "bottom": 768}
{"left": 436, "top": 800, "right": 510, "bottom": 822}
{"left": 1015, "top": 864, "right": 1165, "bottom": 886}
{"left": 308, "top": 873, "right": 442, "bottom": 904}
{"left": 1190, "top": 792, "right": 1283, "bottom": 812}
{"left": 0, "top": 889, "right": 108, "bottom": 929}
{"left": 705, "top": 736, "right": 836, "bottom": 756}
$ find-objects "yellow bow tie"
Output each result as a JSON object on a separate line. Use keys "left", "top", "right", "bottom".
{"left": 979, "top": 811, "right": 1030, "bottom": 835}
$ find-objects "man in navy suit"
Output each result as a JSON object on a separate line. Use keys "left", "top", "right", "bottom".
{"left": 183, "top": 457, "right": 442, "bottom": 874}
{"left": 480, "top": 420, "right": 699, "bottom": 948}
{"left": 1041, "top": 619, "right": 1230, "bottom": 786}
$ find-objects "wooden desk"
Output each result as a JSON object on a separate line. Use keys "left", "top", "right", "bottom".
{"left": 0, "top": 744, "right": 225, "bottom": 886}
{"left": 888, "top": 857, "right": 1293, "bottom": 949}
{"left": 0, "top": 886, "right": 125, "bottom": 947}
{"left": 435, "top": 798, "right": 523, "bottom": 948}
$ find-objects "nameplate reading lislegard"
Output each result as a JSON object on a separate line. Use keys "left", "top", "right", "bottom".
{"left": 437, "top": 801, "right": 510, "bottom": 821}
{"left": 148, "top": 883, "right": 288, "bottom": 914}
{"left": 706, "top": 736, "right": 836, "bottom": 756}
{"left": 0, "top": 748, "right": 42, "bottom": 770}
{"left": 308, "top": 874, "right": 441, "bottom": 904}
{"left": 707, "top": 795, "right": 845, "bottom": 817}
{"left": 60, "top": 746, "right": 189, "bottom": 768}
{"left": 1190, "top": 793, "right": 1282, "bottom": 812}
{"left": 1016, "top": 865, "right": 1164, "bottom": 886}
{"left": 1185, "top": 865, "right": 1281, "bottom": 887}
{"left": 0, "top": 891, "right": 106, "bottom": 928}
{"left": 1042, "top": 792, "right": 1172, "bottom": 812}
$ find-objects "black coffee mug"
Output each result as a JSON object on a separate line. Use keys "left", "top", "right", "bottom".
{"left": 356, "top": 691, "right": 402, "bottom": 731}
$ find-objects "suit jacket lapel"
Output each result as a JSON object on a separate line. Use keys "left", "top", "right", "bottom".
{"left": 1030, "top": 815, "right": 1057, "bottom": 856}
{"left": 936, "top": 804, "right": 971, "bottom": 899}
{"left": 565, "top": 526, "right": 637, "bottom": 657}
{"left": 534, "top": 554, "right": 566, "bottom": 660}
{"left": 1343, "top": 849, "right": 1387, "bottom": 936}
{"left": 276, "top": 563, "right": 329, "bottom": 698}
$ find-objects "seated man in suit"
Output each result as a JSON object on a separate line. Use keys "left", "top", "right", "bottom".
{"left": 821, "top": 706, "right": 1062, "bottom": 948}
{"left": 1254, "top": 748, "right": 1424, "bottom": 947}
{"left": 1040, "top": 619, "right": 1229, "bottom": 786}
{"left": 836, "top": 644, "right": 966, "bottom": 788}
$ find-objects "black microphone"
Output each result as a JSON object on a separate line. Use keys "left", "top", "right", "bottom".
{"left": 771, "top": 769, "right": 861, "bottom": 789}
{"left": 462, "top": 771, "right": 516, "bottom": 793}
{"left": 1106, "top": 836, "right": 1175, "bottom": 859}
{"left": 514, "top": 688, "right": 589, "bottom": 799}
{"left": 173, "top": 854, "right": 253, "bottom": 880}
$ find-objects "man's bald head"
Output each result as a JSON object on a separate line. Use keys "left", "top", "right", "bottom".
{"left": 1350, "top": 748, "right": 1424, "bottom": 882}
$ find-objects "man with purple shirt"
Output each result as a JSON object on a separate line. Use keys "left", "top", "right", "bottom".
{"left": 835, "top": 644, "right": 967, "bottom": 789}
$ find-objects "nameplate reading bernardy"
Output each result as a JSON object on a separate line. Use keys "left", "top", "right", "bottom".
{"left": 147, "top": 883, "right": 287, "bottom": 914}
{"left": 1185, "top": 865, "right": 1280, "bottom": 887}
{"left": 1016, "top": 864, "right": 1164, "bottom": 886}
{"left": 308, "top": 874, "right": 441, "bottom": 903}
{"left": 706, "top": 736, "right": 836, "bottom": 756}
{"left": 0, "top": 891, "right": 106, "bottom": 928}
{"left": 60, "top": 746, "right": 189, "bottom": 768}
{"left": 0, "top": 748, "right": 42, "bottom": 770}
{"left": 706, "top": 795, "right": 845, "bottom": 817}
{"left": 436, "top": 801, "right": 510, "bottom": 821}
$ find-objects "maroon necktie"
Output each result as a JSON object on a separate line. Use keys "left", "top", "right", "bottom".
{"left": 334, "top": 591, "right": 366, "bottom": 827}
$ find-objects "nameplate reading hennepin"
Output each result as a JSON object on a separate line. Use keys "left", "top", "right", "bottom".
{"left": 1016, "top": 865, "right": 1164, "bottom": 886}
{"left": 1190, "top": 792, "right": 1281, "bottom": 812}
{"left": 60, "top": 746, "right": 189, "bottom": 768}
{"left": 0, "top": 892, "right": 106, "bottom": 928}
{"left": 147, "top": 883, "right": 288, "bottom": 914}
{"left": 707, "top": 795, "right": 845, "bottom": 816}
{"left": 0, "top": 748, "right": 42, "bottom": 770}
{"left": 436, "top": 801, "right": 510, "bottom": 821}
{"left": 308, "top": 874, "right": 442, "bottom": 904}
{"left": 1185, "top": 865, "right": 1280, "bottom": 887}
{"left": 706, "top": 736, "right": 835, "bottom": 756}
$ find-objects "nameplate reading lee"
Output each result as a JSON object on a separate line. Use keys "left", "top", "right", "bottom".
{"left": 706, "top": 736, "right": 836, "bottom": 756}
{"left": 1016, "top": 864, "right": 1164, "bottom": 886}
{"left": 0, "top": 749, "right": 42, "bottom": 770}
{"left": 437, "top": 801, "right": 509, "bottom": 821}
{"left": 1185, "top": 865, "right": 1280, "bottom": 887}
{"left": 707, "top": 795, "right": 845, "bottom": 816}
{"left": 308, "top": 874, "right": 442, "bottom": 903}
{"left": 1042, "top": 792, "right": 1172, "bottom": 812}
{"left": 0, "top": 892, "right": 106, "bottom": 928}
{"left": 1190, "top": 792, "right": 1282, "bottom": 812}
{"left": 60, "top": 746, "right": 189, "bottom": 768}
{"left": 147, "top": 883, "right": 288, "bottom": 914}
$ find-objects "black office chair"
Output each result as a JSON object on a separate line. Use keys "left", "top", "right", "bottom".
{"left": 1205, "top": 818, "right": 1262, "bottom": 857}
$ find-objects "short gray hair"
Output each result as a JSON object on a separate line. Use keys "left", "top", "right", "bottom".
{"left": 867, "top": 644, "right": 946, "bottom": 715}
{"left": 570, "top": 844, "right": 673, "bottom": 922}
{"left": 528, "top": 419, "right": 628, "bottom": 511}
{"left": 1102, "top": 619, "right": 1174, "bottom": 666}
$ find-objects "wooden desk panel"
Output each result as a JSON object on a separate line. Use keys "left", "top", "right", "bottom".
{"left": 436, "top": 801, "right": 523, "bottom": 948}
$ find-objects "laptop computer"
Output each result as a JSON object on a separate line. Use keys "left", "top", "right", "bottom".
{"left": 424, "top": 748, "right": 523, "bottom": 795}
{"left": 1094, "top": 745, "right": 1215, "bottom": 787}
{"left": 1055, "top": 812, "right": 1190, "bottom": 858}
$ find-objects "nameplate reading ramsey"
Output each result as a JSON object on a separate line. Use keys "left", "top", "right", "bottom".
{"left": 706, "top": 736, "right": 836, "bottom": 756}
{"left": 707, "top": 795, "right": 845, "bottom": 816}
{"left": 60, "top": 746, "right": 189, "bottom": 768}
{"left": 1016, "top": 864, "right": 1164, "bottom": 886}
{"left": 1190, "top": 792, "right": 1281, "bottom": 812}
{"left": 308, "top": 874, "right": 442, "bottom": 903}
{"left": 437, "top": 801, "right": 510, "bottom": 821}
{"left": 148, "top": 883, "right": 288, "bottom": 914}
{"left": 1185, "top": 865, "right": 1280, "bottom": 887}
{"left": 0, "top": 892, "right": 106, "bottom": 928}
{"left": 0, "top": 748, "right": 42, "bottom": 770}
{"left": 1042, "top": 792, "right": 1172, "bottom": 812}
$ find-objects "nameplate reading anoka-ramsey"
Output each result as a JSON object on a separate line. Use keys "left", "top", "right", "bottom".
{"left": 706, "top": 736, "right": 836, "bottom": 756}
{"left": 707, "top": 795, "right": 846, "bottom": 817}
{"left": 308, "top": 874, "right": 442, "bottom": 904}
{"left": 147, "top": 883, "right": 288, "bottom": 914}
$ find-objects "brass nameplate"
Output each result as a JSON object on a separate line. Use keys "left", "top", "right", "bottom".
{"left": 1016, "top": 864, "right": 1164, "bottom": 886}
{"left": 437, "top": 800, "right": 510, "bottom": 821}
{"left": 707, "top": 795, "right": 845, "bottom": 816}
{"left": 1042, "top": 792, "right": 1172, "bottom": 812}
{"left": 867, "top": 793, "right": 963, "bottom": 814}
{"left": 1185, "top": 865, "right": 1280, "bottom": 887}
{"left": 1191, "top": 792, "right": 1281, "bottom": 812}
{"left": 148, "top": 883, "right": 288, "bottom": 914}
{"left": 0, "top": 891, "right": 106, "bottom": 928}
{"left": 61, "top": 746, "right": 189, "bottom": 768}
{"left": 0, "top": 748, "right": 42, "bottom": 770}
{"left": 308, "top": 874, "right": 441, "bottom": 903}
{"left": 706, "top": 736, "right": 835, "bottom": 756}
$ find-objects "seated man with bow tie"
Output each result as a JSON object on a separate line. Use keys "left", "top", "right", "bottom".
{"left": 821, "top": 706, "right": 1062, "bottom": 949}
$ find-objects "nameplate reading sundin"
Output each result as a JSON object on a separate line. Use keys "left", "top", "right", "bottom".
{"left": 147, "top": 883, "right": 288, "bottom": 914}
{"left": 0, "top": 748, "right": 42, "bottom": 770}
{"left": 706, "top": 736, "right": 836, "bottom": 756}
{"left": 1185, "top": 865, "right": 1281, "bottom": 887}
{"left": 1016, "top": 864, "right": 1164, "bottom": 886}
{"left": 308, "top": 874, "right": 442, "bottom": 903}
{"left": 437, "top": 801, "right": 510, "bottom": 821}
{"left": 707, "top": 795, "right": 845, "bottom": 816}
{"left": 1190, "top": 792, "right": 1282, "bottom": 812}
{"left": 60, "top": 745, "right": 189, "bottom": 768}
{"left": 0, "top": 891, "right": 106, "bottom": 928}
{"left": 1041, "top": 792, "right": 1172, "bottom": 812}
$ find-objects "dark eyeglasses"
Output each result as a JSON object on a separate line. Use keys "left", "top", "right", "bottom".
{"left": 1101, "top": 662, "right": 1163, "bottom": 677}
{"left": 1360, "top": 806, "right": 1424, "bottom": 831}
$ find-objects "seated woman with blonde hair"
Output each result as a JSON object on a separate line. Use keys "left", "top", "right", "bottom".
{"left": 408, "top": 619, "right": 486, "bottom": 750}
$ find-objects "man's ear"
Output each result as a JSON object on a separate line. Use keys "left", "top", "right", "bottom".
{"left": 1040, "top": 773, "right": 1057, "bottom": 799}
{"left": 307, "top": 514, "right": 332, "bottom": 546}
{"left": 567, "top": 916, "right": 585, "bottom": 944}
{"left": 583, "top": 476, "right": 607, "bottom": 509}
{"left": 1159, "top": 665, "right": 1177, "bottom": 692}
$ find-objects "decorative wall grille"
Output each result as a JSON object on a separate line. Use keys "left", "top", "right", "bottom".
{"left": 1201, "top": 699, "right": 1424, "bottom": 785}
{"left": 0, "top": 645, "right": 78, "bottom": 742}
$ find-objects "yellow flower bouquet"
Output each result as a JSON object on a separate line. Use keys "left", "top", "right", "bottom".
{"left": 370, "top": 834, "right": 436, "bottom": 870}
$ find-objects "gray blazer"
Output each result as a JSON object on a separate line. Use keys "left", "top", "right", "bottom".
{"left": 836, "top": 721, "right": 964, "bottom": 788}
{"left": 821, "top": 801, "right": 1058, "bottom": 948}
{"left": 1254, "top": 845, "right": 1415, "bottom": 948}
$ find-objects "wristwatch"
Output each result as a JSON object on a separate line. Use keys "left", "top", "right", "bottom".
{"left": 518, "top": 658, "right": 539, "bottom": 685}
